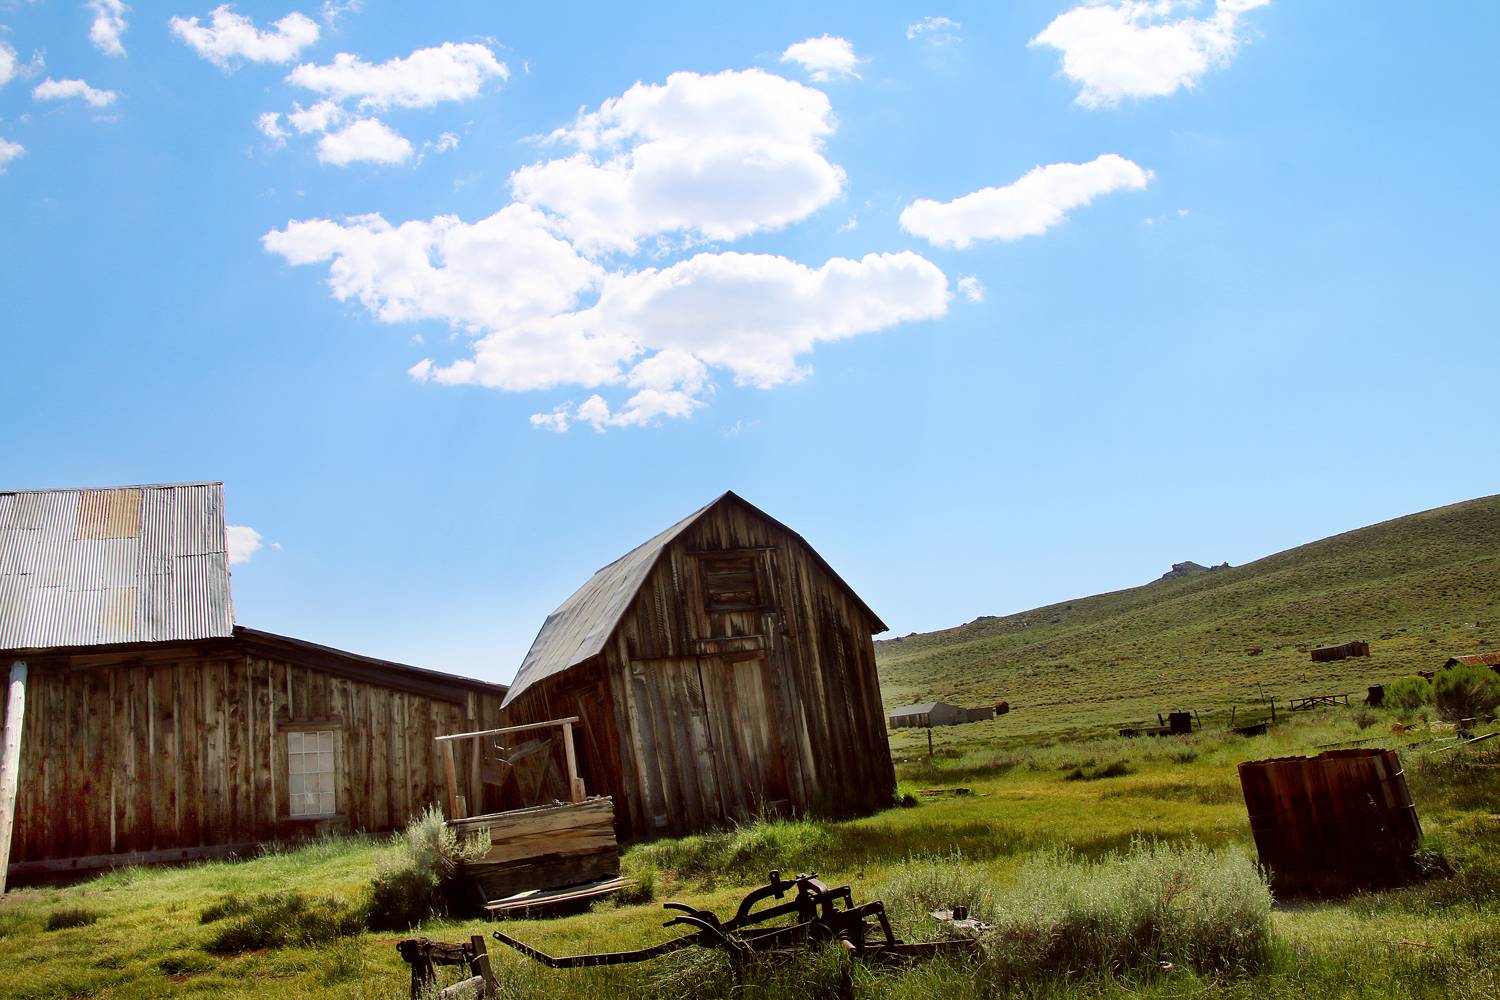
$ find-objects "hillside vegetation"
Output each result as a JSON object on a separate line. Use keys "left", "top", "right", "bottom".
{"left": 876, "top": 494, "right": 1500, "bottom": 736}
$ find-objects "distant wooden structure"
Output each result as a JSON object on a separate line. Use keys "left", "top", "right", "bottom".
{"left": 1119, "top": 710, "right": 1194, "bottom": 738}
{"left": 1239, "top": 748, "right": 1421, "bottom": 896}
{"left": 498, "top": 492, "right": 896, "bottom": 840}
{"left": 889, "top": 702, "right": 963, "bottom": 728}
{"left": 1311, "top": 640, "right": 1370, "bottom": 662}
{"left": 1287, "top": 692, "right": 1351, "bottom": 711}
{"left": 888, "top": 702, "right": 993, "bottom": 728}
{"left": 0, "top": 483, "right": 508, "bottom": 886}
{"left": 1444, "top": 652, "right": 1500, "bottom": 669}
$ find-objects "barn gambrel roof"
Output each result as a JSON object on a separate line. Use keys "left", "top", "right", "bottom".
{"left": 502, "top": 491, "right": 887, "bottom": 708}
{"left": 0, "top": 482, "right": 235, "bottom": 651}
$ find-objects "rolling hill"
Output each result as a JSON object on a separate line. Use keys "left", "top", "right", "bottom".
{"left": 875, "top": 494, "right": 1500, "bottom": 737}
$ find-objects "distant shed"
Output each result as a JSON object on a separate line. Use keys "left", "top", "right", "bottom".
{"left": 1311, "top": 640, "right": 1370, "bottom": 663}
{"left": 1444, "top": 652, "right": 1500, "bottom": 669}
{"left": 888, "top": 702, "right": 992, "bottom": 728}
{"left": 0, "top": 482, "right": 507, "bottom": 885}
{"left": 498, "top": 491, "right": 895, "bottom": 840}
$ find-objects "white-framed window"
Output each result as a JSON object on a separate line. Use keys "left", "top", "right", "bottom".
{"left": 287, "top": 729, "right": 338, "bottom": 817}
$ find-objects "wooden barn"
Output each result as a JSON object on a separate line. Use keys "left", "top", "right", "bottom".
{"left": 497, "top": 492, "right": 896, "bottom": 840}
{"left": 0, "top": 482, "right": 508, "bottom": 886}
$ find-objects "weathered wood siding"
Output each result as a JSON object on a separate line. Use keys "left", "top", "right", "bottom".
{"left": 505, "top": 498, "right": 895, "bottom": 839}
{"left": 4, "top": 638, "right": 504, "bottom": 870}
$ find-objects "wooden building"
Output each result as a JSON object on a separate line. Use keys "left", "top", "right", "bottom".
{"left": 1443, "top": 652, "right": 1500, "bottom": 670}
{"left": 1311, "top": 640, "right": 1371, "bottom": 663}
{"left": 887, "top": 702, "right": 992, "bottom": 728}
{"left": 498, "top": 492, "right": 896, "bottom": 840}
{"left": 0, "top": 483, "right": 507, "bottom": 885}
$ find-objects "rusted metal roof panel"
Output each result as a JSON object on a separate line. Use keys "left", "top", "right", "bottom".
{"left": 0, "top": 482, "right": 234, "bottom": 651}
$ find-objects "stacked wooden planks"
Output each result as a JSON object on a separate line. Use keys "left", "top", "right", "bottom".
{"left": 449, "top": 797, "right": 619, "bottom": 905}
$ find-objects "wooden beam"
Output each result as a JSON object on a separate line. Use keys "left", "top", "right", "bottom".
{"left": 0, "top": 662, "right": 28, "bottom": 894}
{"left": 441, "top": 741, "right": 462, "bottom": 820}
{"left": 7, "top": 840, "right": 264, "bottom": 884}
{"left": 562, "top": 721, "right": 585, "bottom": 804}
{"left": 434, "top": 717, "right": 580, "bottom": 743}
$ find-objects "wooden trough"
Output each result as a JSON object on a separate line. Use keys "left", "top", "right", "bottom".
{"left": 436, "top": 717, "right": 624, "bottom": 914}
{"left": 1238, "top": 748, "right": 1421, "bottom": 897}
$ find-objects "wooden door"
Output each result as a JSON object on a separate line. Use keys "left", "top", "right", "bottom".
{"left": 696, "top": 653, "right": 791, "bottom": 821}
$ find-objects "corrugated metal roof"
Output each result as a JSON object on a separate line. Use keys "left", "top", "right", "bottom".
{"left": 0, "top": 482, "right": 234, "bottom": 651}
{"left": 502, "top": 491, "right": 889, "bottom": 709}
{"left": 889, "top": 703, "right": 944, "bottom": 717}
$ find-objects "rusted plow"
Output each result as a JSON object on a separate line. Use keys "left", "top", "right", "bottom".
{"left": 492, "top": 869, "right": 982, "bottom": 976}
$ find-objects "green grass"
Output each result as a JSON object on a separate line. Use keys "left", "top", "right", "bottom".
{"left": 876, "top": 494, "right": 1500, "bottom": 739}
{"left": 0, "top": 705, "right": 1494, "bottom": 998}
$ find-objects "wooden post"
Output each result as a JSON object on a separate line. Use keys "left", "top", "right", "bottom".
{"left": 441, "top": 740, "right": 463, "bottom": 820}
{"left": 0, "top": 662, "right": 28, "bottom": 894}
{"left": 469, "top": 934, "right": 498, "bottom": 995}
{"left": 927, "top": 726, "right": 933, "bottom": 759}
{"left": 1270, "top": 698, "right": 1277, "bottom": 725}
{"left": 562, "top": 721, "right": 585, "bottom": 804}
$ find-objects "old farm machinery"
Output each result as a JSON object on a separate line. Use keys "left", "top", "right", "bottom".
{"left": 491, "top": 869, "right": 984, "bottom": 977}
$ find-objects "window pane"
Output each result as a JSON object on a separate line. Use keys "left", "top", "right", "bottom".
{"left": 319, "top": 731, "right": 335, "bottom": 752}
{"left": 316, "top": 772, "right": 333, "bottom": 793}
{"left": 319, "top": 792, "right": 335, "bottom": 814}
{"left": 319, "top": 751, "right": 334, "bottom": 773}
{"left": 289, "top": 753, "right": 304, "bottom": 774}
{"left": 289, "top": 773, "right": 304, "bottom": 794}
{"left": 287, "top": 731, "right": 302, "bottom": 753}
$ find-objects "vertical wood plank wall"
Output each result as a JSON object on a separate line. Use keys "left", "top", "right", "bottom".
{"left": 502, "top": 498, "right": 897, "bottom": 841}
{"left": 3, "top": 641, "right": 505, "bottom": 865}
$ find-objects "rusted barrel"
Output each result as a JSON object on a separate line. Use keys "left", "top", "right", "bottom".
{"left": 1238, "top": 748, "right": 1421, "bottom": 897}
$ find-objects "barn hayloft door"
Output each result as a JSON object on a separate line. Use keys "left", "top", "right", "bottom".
{"left": 694, "top": 653, "right": 791, "bottom": 822}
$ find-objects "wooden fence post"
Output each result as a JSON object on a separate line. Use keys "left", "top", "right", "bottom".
{"left": 0, "top": 661, "right": 29, "bottom": 894}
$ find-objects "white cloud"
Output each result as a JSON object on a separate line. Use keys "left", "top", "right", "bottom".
{"left": 900, "top": 153, "right": 1152, "bottom": 249}
{"left": 0, "top": 43, "right": 15, "bottom": 88}
{"left": 780, "top": 35, "right": 861, "bottom": 82}
{"left": 226, "top": 524, "right": 262, "bottom": 565}
{"left": 267, "top": 203, "right": 948, "bottom": 427}
{"left": 1032, "top": 0, "right": 1270, "bottom": 109}
{"left": 257, "top": 110, "right": 288, "bottom": 140}
{"left": 511, "top": 68, "right": 845, "bottom": 255}
{"left": 321, "top": 0, "right": 360, "bottom": 24}
{"left": 33, "top": 77, "right": 118, "bottom": 107}
{"left": 286, "top": 98, "right": 345, "bottom": 133}
{"left": 430, "top": 130, "right": 459, "bottom": 153}
{"left": 170, "top": 5, "right": 320, "bottom": 69}
{"left": 267, "top": 64, "right": 951, "bottom": 429}
{"left": 263, "top": 204, "right": 605, "bottom": 347}
{"left": 87, "top": 0, "right": 129, "bottom": 58}
{"left": 957, "top": 275, "right": 985, "bottom": 302}
{"left": 315, "top": 117, "right": 412, "bottom": 165}
{"left": 287, "top": 41, "right": 506, "bottom": 109}
{"left": 0, "top": 137, "right": 23, "bottom": 173}
{"left": 907, "top": 16, "right": 961, "bottom": 45}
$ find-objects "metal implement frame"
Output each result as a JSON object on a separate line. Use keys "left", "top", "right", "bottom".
{"left": 491, "top": 870, "right": 982, "bottom": 972}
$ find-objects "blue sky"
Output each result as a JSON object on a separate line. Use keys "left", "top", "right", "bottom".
{"left": 3, "top": 2, "right": 1497, "bottom": 682}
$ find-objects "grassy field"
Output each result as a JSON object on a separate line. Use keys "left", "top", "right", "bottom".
{"left": 0, "top": 702, "right": 1496, "bottom": 999}
{"left": 876, "top": 494, "right": 1500, "bottom": 738}
{"left": 2, "top": 494, "right": 1498, "bottom": 998}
